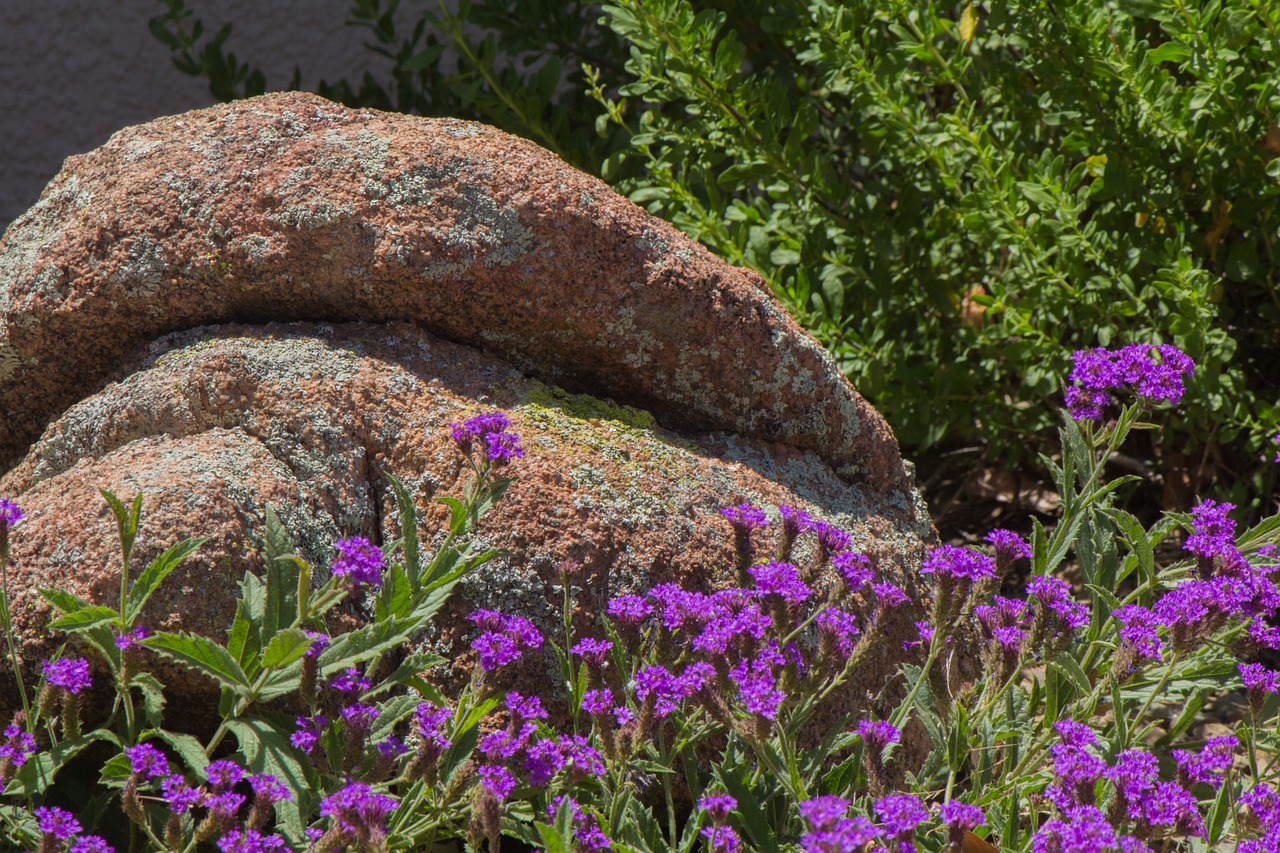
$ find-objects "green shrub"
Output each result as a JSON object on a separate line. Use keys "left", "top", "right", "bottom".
{"left": 148, "top": 0, "right": 1280, "bottom": 507}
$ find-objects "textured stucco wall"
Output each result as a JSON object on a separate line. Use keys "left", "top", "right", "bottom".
{"left": 0, "top": 1, "right": 404, "bottom": 233}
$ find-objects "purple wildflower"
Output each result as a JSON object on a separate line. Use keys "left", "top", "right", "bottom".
{"left": 0, "top": 723, "right": 36, "bottom": 769}
{"left": 161, "top": 774, "right": 202, "bottom": 814}
{"left": 922, "top": 545, "right": 997, "bottom": 580}
{"left": 800, "top": 796, "right": 851, "bottom": 830}
{"left": 547, "top": 796, "right": 612, "bottom": 852}
{"left": 468, "top": 610, "right": 543, "bottom": 671}
{"left": 319, "top": 782, "right": 398, "bottom": 843}
{"left": 303, "top": 630, "right": 330, "bottom": 658}
{"left": 125, "top": 743, "right": 170, "bottom": 781}
{"left": 216, "top": 829, "right": 290, "bottom": 853}
{"left": 692, "top": 601, "right": 771, "bottom": 656}
{"left": 570, "top": 638, "right": 613, "bottom": 666}
{"left": 524, "top": 738, "right": 566, "bottom": 786}
{"left": 581, "top": 688, "right": 613, "bottom": 717}
{"left": 1113, "top": 604, "right": 1164, "bottom": 672}
{"left": 875, "top": 793, "right": 928, "bottom": 842}
{"left": 1173, "top": 735, "right": 1236, "bottom": 789}
{"left": 729, "top": 647, "right": 787, "bottom": 721}
{"left": 70, "top": 838, "right": 113, "bottom": 853}
{"left": 1065, "top": 387, "right": 1111, "bottom": 421}
{"left": 605, "top": 594, "right": 652, "bottom": 625}
{"left": 1032, "top": 804, "right": 1118, "bottom": 852}
{"left": 290, "top": 714, "right": 328, "bottom": 754}
{"left": 0, "top": 499, "right": 23, "bottom": 527}
{"left": 247, "top": 773, "right": 291, "bottom": 804}
{"left": 478, "top": 764, "right": 517, "bottom": 801}
{"left": 810, "top": 520, "right": 853, "bottom": 556}
{"left": 41, "top": 657, "right": 92, "bottom": 694}
{"left": 699, "top": 792, "right": 737, "bottom": 822}
{"left": 857, "top": 720, "right": 902, "bottom": 754}
{"left": 1241, "top": 662, "right": 1280, "bottom": 713}
{"left": 114, "top": 624, "right": 151, "bottom": 650}
{"left": 800, "top": 816, "right": 882, "bottom": 853}
{"left": 815, "top": 607, "right": 860, "bottom": 659}
{"left": 205, "top": 759, "right": 245, "bottom": 792}
{"left": 451, "top": 412, "right": 525, "bottom": 463}
{"left": 872, "top": 583, "right": 910, "bottom": 611}
{"left": 938, "top": 801, "right": 985, "bottom": 849}
{"left": 340, "top": 702, "right": 379, "bottom": 733}
{"left": 749, "top": 561, "right": 812, "bottom": 606}
{"left": 701, "top": 825, "right": 741, "bottom": 853}
{"left": 720, "top": 504, "right": 769, "bottom": 530}
{"left": 205, "top": 791, "right": 246, "bottom": 821}
{"left": 832, "top": 551, "right": 875, "bottom": 590}
{"left": 331, "top": 537, "right": 385, "bottom": 590}
{"left": 1105, "top": 749, "right": 1159, "bottom": 816}
{"left": 1184, "top": 499, "right": 1238, "bottom": 564}
{"left": 1139, "top": 781, "right": 1205, "bottom": 838}
{"left": 484, "top": 431, "right": 525, "bottom": 462}
{"left": 328, "top": 667, "right": 372, "bottom": 696}
{"left": 986, "top": 528, "right": 1031, "bottom": 561}
{"left": 1064, "top": 344, "right": 1194, "bottom": 420}
{"left": 479, "top": 723, "right": 536, "bottom": 762}
{"left": 35, "top": 806, "right": 81, "bottom": 841}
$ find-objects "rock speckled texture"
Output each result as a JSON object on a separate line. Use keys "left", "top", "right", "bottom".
{"left": 0, "top": 94, "right": 943, "bottom": 739}
{"left": 0, "top": 322, "right": 934, "bottom": 732}
{"left": 0, "top": 91, "right": 903, "bottom": 487}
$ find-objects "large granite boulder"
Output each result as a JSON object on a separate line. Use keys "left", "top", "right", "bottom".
{"left": 0, "top": 92, "right": 937, "bottom": 731}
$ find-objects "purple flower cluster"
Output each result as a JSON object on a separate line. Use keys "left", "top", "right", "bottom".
{"left": 468, "top": 609, "right": 544, "bottom": 671}
{"left": 319, "top": 782, "right": 398, "bottom": 848}
{"left": 114, "top": 624, "right": 152, "bottom": 650}
{"left": 799, "top": 796, "right": 881, "bottom": 853}
{"left": 42, "top": 657, "right": 92, "bottom": 694}
{"left": 547, "top": 796, "right": 612, "bottom": 852}
{"left": 1063, "top": 343, "right": 1195, "bottom": 420}
{"left": 450, "top": 412, "right": 525, "bottom": 463}
{"left": 921, "top": 545, "right": 997, "bottom": 581}
{"left": 30, "top": 806, "right": 114, "bottom": 852}
{"left": 0, "top": 498, "right": 24, "bottom": 527}
{"left": 331, "top": 536, "right": 385, "bottom": 591}
{"left": 0, "top": 721, "right": 37, "bottom": 777}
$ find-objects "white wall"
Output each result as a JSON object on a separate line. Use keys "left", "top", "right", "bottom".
{"left": 0, "top": 0, "right": 407, "bottom": 232}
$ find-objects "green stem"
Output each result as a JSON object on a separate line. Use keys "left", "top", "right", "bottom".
{"left": 0, "top": 550, "right": 32, "bottom": 728}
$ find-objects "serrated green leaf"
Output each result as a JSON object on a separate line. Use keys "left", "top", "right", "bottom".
{"left": 144, "top": 631, "right": 250, "bottom": 691}
{"left": 153, "top": 728, "right": 210, "bottom": 775}
{"left": 126, "top": 537, "right": 205, "bottom": 624}
{"left": 226, "top": 717, "right": 310, "bottom": 841}
{"left": 386, "top": 473, "right": 422, "bottom": 589}
{"left": 47, "top": 605, "right": 121, "bottom": 634}
{"left": 260, "top": 628, "right": 312, "bottom": 670}
{"left": 132, "top": 672, "right": 167, "bottom": 727}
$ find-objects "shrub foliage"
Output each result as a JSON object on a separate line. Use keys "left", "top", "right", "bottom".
{"left": 149, "top": 0, "right": 1280, "bottom": 503}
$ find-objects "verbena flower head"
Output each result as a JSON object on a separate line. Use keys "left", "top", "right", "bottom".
{"left": 35, "top": 805, "right": 81, "bottom": 841}
{"left": 800, "top": 796, "right": 851, "bottom": 830}
{"left": 205, "top": 759, "right": 245, "bottom": 792}
{"left": 699, "top": 792, "right": 737, "bottom": 823}
{"left": 0, "top": 498, "right": 23, "bottom": 526}
{"left": 469, "top": 609, "right": 543, "bottom": 670}
{"left": 161, "top": 773, "right": 202, "bottom": 814}
{"left": 247, "top": 772, "right": 291, "bottom": 805}
{"left": 1104, "top": 749, "right": 1160, "bottom": 809}
{"left": 857, "top": 719, "right": 902, "bottom": 754}
{"left": 701, "top": 824, "right": 741, "bottom": 853}
{"left": 729, "top": 645, "right": 787, "bottom": 721}
{"left": 801, "top": 816, "right": 881, "bottom": 853}
{"left": 720, "top": 503, "right": 768, "bottom": 530}
{"left": 114, "top": 624, "right": 151, "bottom": 650}
{"left": 605, "top": 594, "right": 652, "bottom": 625}
{"left": 331, "top": 536, "right": 384, "bottom": 590}
{"left": 70, "top": 837, "right": 113, "bottom": 853}
{"left": 833, "top": 551, "right": 875, "bottom": 589}
{"left": 748, "top": 561, "right": 812, "bottom": 606}
{"left": 126, "top": 742, "right": 171, "bottom": 780}
{"left": 478, "top": 764, "right": 517, "bottom": 801}
{"left": 570, "top": 638, "right": 613, "bottom": 665}
{"left": 1240, "top": 661, "right": 1280, "bottom": 713}
{"left": 1138, "top": 781, "right": 1205, "bottom": 838}
{"left": 939, "top": 800, "right": 985, "bottom": 833}
{"left": 875, "top": 793, "right": 927, "bottom": 841}
{"left": 1184, "top": 499, "right": 1237, "bottom": 560}
{"left": 303, "top": 629, "right": 330, "bottom": 658}
{"left": 1027, "top": 576, "right": 1089, "bottom": 630}
{"left": 217, "top": 829, "right": 289, "bottom": 853}
{"left": 451, "top": 412, "right": 525, "bottom": 462}
{"left": 42, "top": 657, "right": 92, "bottom": 694}
{"left": 986, "top": 528, "right": 1031, "bottom": 568}
{"left": 1064, "top": 343, "right": 1195, "bottom": 420}
{"left": 328, "top": 667, "right": 372, "bottom": 696}
{"left": 290, "top": 714, "right": 327, "bottom": 755}
{"left": 1173, "top": 735, "right": 1237, "bottom": 789}
{"left": 815, "top": 607, "right": 860, "bottom": 659}
{"left": 319, "top": 782, "right": 398, "bottom": 843}
{"left": 1033, "top": 804, "right": 1118, "bottom": 852}
{"left": 921, "top": 545, "right": 997, "bottom": 581}
{"left": 1113, "top": 604, "right": 1164, "bottom": 673}
{"left": 0, "top": 723, "right": 36, "bottom": 770}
